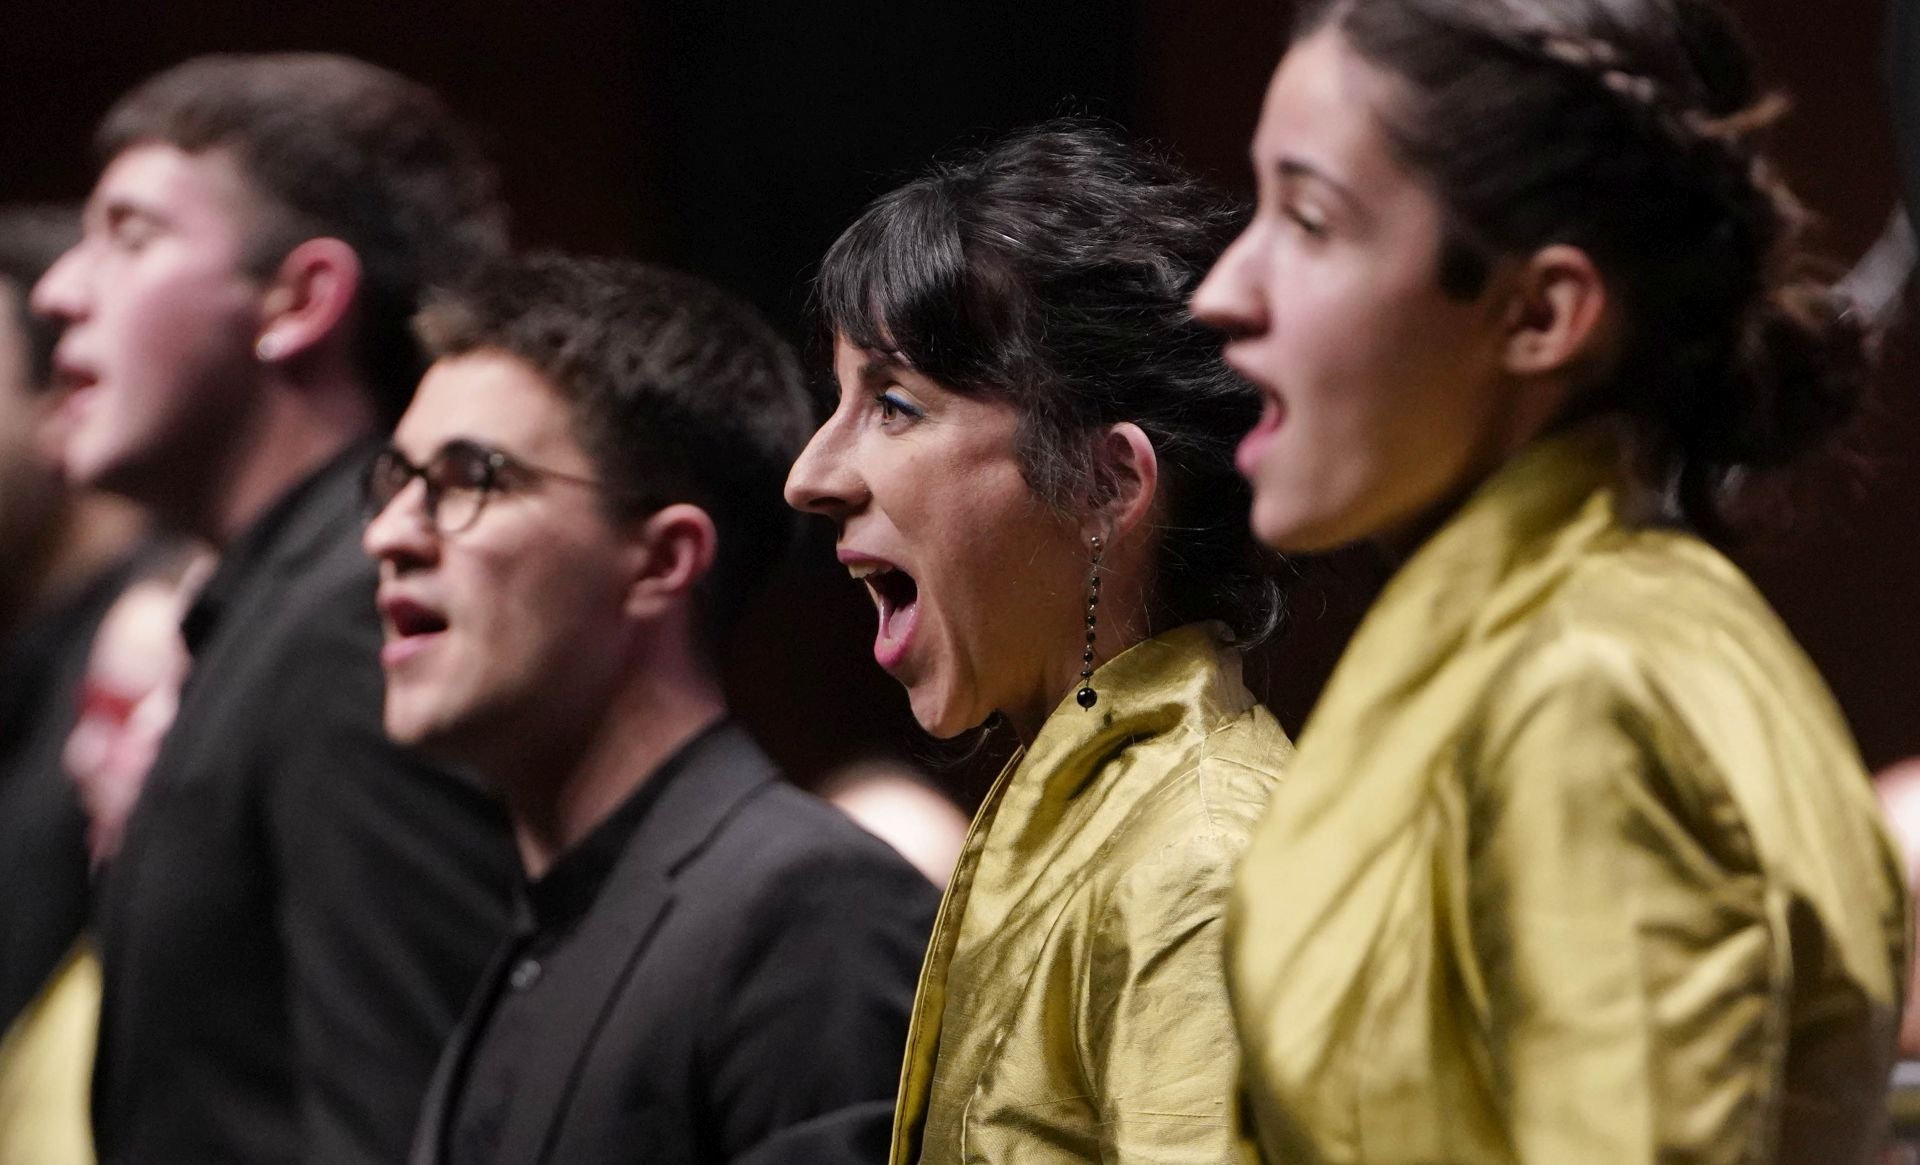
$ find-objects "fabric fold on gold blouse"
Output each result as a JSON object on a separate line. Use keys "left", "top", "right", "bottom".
{"left": 891, "top": 623, "right": 1291, "bottom": 1164}
{"left": 1229, "top": 429, "right": 1909, "bottom": 1165}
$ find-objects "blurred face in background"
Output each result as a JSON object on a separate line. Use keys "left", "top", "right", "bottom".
{"left": 64, "top": 563, "right": 205, "bottom": 865}
{"left": 1190, "top": 29, "right": 1519, "bottom": 553}
{"left": 0, "top": 280, "right": 67, "bottom": 603}
{"left": 32, "top": 144, "right": 272, "bottom": 512}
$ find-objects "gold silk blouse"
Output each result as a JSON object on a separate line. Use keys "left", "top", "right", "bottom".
{"left": 891, "top": 624, "right": 1291, "bottom": 1164}
{"left": 1230, "top": 430, "right": 1910, "bottom": 1165}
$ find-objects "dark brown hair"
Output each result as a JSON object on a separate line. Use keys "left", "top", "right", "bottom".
{"left": 816, "top": 120, "right": 1283, "bottom": 644}
{"left": 416, "top": 253, "right": 812, "bottom": 646}
{"left": 100, "top": 53, "right": 507, "bottom": 421}
{"left": 1297, "top": 0, "right": 1868, "bottom": 534}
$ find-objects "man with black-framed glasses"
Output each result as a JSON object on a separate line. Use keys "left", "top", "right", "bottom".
{"left": 363, "top": 252, "right": 935, "bottom": 1165}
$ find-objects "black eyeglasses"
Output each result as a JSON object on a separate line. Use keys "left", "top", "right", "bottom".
{"left": 361, "top": 439, "right": 606, "bottom": 534}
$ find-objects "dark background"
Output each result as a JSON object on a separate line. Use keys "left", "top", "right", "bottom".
{"left": 0, "top": 0, "right": 1910, "bottom": 798}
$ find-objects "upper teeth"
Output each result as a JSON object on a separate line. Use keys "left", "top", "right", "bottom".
{"left": 848, "top": 562, "right": 894, "bottom": 581}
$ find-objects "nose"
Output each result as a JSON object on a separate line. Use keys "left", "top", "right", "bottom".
{"left": 361, "top": 476, "right": 440, "bottom": 570}
{"left": 32, "top": 241, "right": 92, "bottom": 324}
{"left": 1190, "top": 225, "right": 1268, "bottom": 340}
{"left": 783, "top": 417, "right": 866, "bottom": 521}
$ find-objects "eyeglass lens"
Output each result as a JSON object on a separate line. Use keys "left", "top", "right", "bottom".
{"left": 362, "top": 444, "right": 496, "bottom": 532}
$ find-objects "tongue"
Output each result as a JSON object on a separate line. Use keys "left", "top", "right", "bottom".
{"left": 879, "top": 594, "right": 914, "bottom": 644}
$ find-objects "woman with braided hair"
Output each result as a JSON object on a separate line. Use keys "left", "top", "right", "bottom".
{"left": 1193, "top": 0, "right": 1908, "bottom": 1161}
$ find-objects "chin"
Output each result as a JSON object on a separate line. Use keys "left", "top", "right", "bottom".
{"left": 912, "top": 708, "right": 976, "bottom": 741}
{"left": 908, "top": 687, "right": 985, "bottom": 741}
{"left": 1251, "top": 496, "right": 1346, "bottom": 555}
{"left": 58, "top": 440, "right": 118, "bottom": 492}
{"left": 1248, "top": 506, "right": 1304, "bottom": 554}
{"left": 381, "top": 704, "right": 434, "bottom": 749}
{"left": 382, "top": 692, "right": 468, "bottom": 755}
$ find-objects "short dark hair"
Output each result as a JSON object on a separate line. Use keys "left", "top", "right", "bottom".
{"left": 1297, "top": 0, "right": 1868, "bottom": 535}
{"left": 415, "top": 253, "right": 812, "bottom": 646}
{"left": 816, "top": 120, "right": 1282, "bottom": 645}
{"left": 99, "top": 53, "right": 508, "bottom": 422}
{"left": 0, "top": 205, "right": 80, "bottom": 390}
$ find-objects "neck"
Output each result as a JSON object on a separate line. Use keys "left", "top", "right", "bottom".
{"left": 1004, "top": 549, "right": 1156, "bottom": 747}
{"left": 198, "top": 367, "right": 379, "bottom": 547}
{"left": 505, "top": 660, "right": 728, "bottom": 880}
{"left": 1371, "top": 408, "right": 1626, "bottom": 568}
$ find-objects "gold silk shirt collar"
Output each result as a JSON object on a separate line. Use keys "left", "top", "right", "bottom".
{"left": 1312, "top": 425, "right": 1634, "bottom": 730}
{"left": 890, "top": 623, "right": 1253, "bottom": 1164}
{"left": 1013, "top": 621, "right": 1255, "bottom": 810}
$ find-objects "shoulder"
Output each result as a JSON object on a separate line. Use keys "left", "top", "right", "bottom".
{"left": 658, "top": 780, "right": 935, "bottom": 1026}
{"left": 1104, "top": 701, "right": 1291, "bottom": 874}
{"left": 1460, "top": 529, "right": 1883, "bottom": 874}
{"left": 209, "top": 497, "right": 382, "bottom": 683}
{"left": 1479, "top": 526, "right": 1844, "bottom": 754}
{"left": 273, "top": 515, "right": 384, "bottom": 659}
{"left": 682, "top": 777, "right": 938, "bottom": 923}
{"left": 1065, "top": 710, "right": 1289, "bottom": 952}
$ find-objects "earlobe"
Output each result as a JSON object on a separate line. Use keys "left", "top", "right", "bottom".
{"left": 1502, "top": 244, "right": 1610, "bottom": 378}
{"left": 257, "top": 238, "right": 363, "bottom": 364}
{"left": 623, "top": 503, "right": 718, "bottom": 621}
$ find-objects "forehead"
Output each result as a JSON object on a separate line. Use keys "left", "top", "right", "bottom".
{"left": 88, "top": 142, "right": 270, "bottom": 237}
{"left": 397, "top": 349, "right": 586, "bottom": 462}
{"left": 831, "top": 333, "right": 877, "bottom": 384}
{"left": 829, "top": 333, "right": 945, "bottom": 402}
{"left": 1255, "top": 29, "right": 1412, "bottom": 190}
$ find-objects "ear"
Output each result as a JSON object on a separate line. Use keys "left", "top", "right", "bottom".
{"left": 1088, "top": 422, "right": 1160, "bottom": 541}
{"left": 1499, "top": 244, "right": 1611, "bottom": 378}
{"left": 622, "top": 503, "right": 718, "bottom": 622}
{"left": 254, "top": 238, "right": 363, "bottom": 365}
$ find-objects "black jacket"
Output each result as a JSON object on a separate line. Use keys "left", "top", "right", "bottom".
{"left": 410, "top": 723, "right": 938, "bottom": 1165}
{"left": 92, "top": 445, "right": 516, "bottom": 1164}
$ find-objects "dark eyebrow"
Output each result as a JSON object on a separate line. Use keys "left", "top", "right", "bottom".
{"left": 1274, "top": 156, "right": 1360, "bottom": 206}
{"left": 96, "top": 197, "right": 170, "bottom": 235}
{"left": 857, "top": 355, "right": 907, "bottom": 386}
{"left": 429, "top": 436, "right": 505, "bottom": 461}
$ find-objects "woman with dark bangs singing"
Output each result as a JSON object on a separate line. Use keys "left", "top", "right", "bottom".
{"left": 786, "top": 122, "right": 1291, "bottom": 1164}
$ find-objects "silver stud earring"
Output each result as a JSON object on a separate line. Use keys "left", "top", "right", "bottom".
{"left": 1076, "top": 535, "right": 1103, "bottom": 709}
{"left": 255, "top": 334, "right": 283, "bottom": 362}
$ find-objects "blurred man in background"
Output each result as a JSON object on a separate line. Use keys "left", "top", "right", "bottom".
{"left": 33, "top": 55, "right": 517, "bottom": 1163}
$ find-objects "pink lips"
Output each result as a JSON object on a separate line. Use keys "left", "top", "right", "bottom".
{"left": 45, "top": 357, "right": 100, "bottom": 433}
{"left": 1235, "top": 392, "right": 1286, "bottom": 479}
{"left": 376, "top": 594, "right": 449, "bottom": 669}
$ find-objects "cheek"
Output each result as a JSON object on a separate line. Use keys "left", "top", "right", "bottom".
{"left": 1244, "top": 324, "right": 1447, "bottom": 548}
{"left": 487, "top": 545, "right": 629, "bottom": 662}
{"left": 865, "top": 440, "right": 937, "bottom": 520}
{"left": 143, "top": 285, "right": 254, "bottom": 367}
{"left": 925, "top": 463, "right": 1036, "bottom": 586}
{"left": 106, "top": 255, "right": 254, "bottom": 364}
{"left": 949, "top": 492, "right": 1076, "bottom": 650}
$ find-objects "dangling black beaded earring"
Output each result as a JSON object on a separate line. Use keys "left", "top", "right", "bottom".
{"left": 1076, "top": 535, "right": 1104, "bottom": 709}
